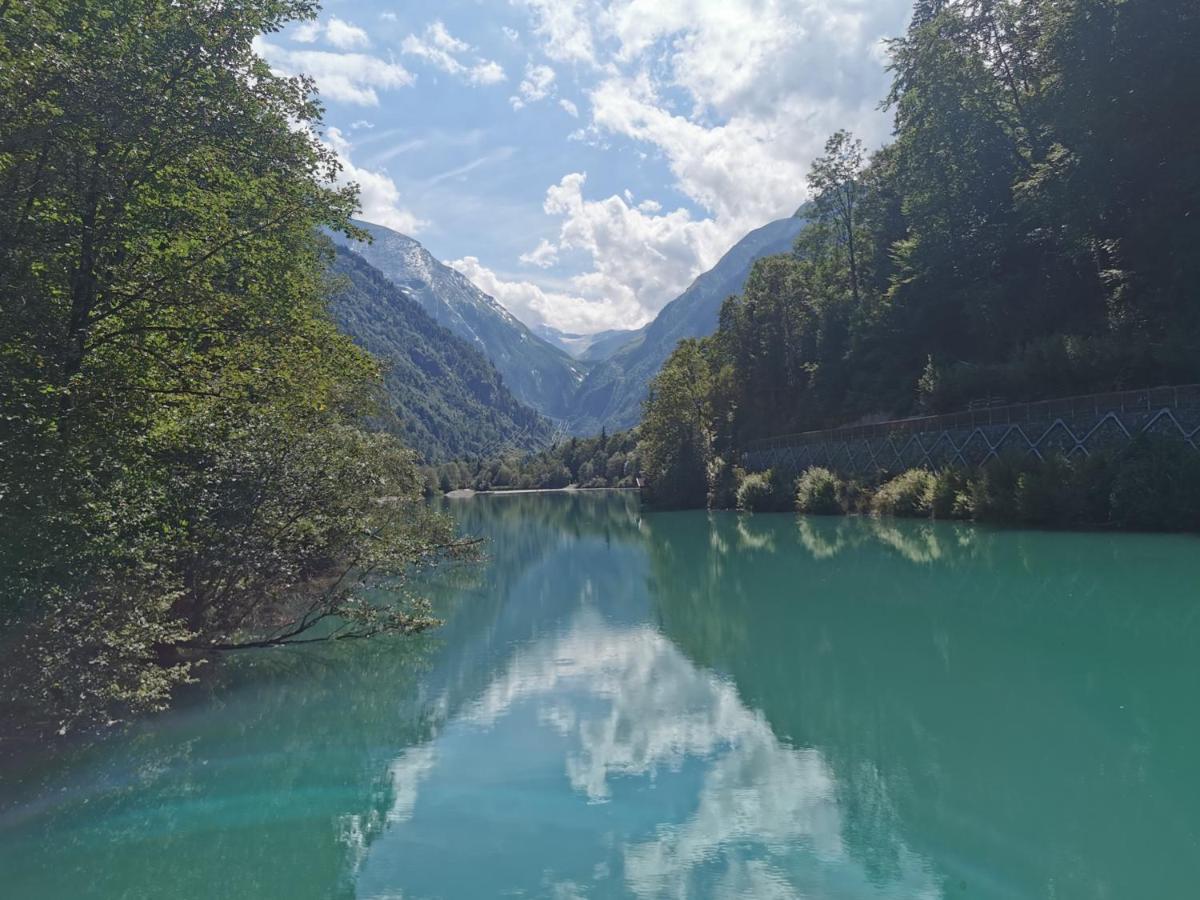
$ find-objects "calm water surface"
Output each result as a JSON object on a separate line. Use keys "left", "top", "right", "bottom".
{"left": 2, "top": 493, "right": 1199, "bottom": 899}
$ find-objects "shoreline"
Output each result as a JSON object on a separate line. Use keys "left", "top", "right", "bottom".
{"left": 444, "top": 486, "right": 641, "bottom": 498}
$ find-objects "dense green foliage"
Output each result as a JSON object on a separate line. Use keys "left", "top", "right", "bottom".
{"left": 783, "top": 437, "right": 1200, "bottom": 530}
{"left": 733, "top": 469, "right": 795, "bottom": 512}
{"left": 871, "top": 470, "right": 937, "bottom": 518}
{"left": 794, "top": 467, "right": 846, "bottom": 515}
{"left": 329, "top": 246, "right": 552, "bottom": 462}
{"left": 429, "top": 429, "right": 641, "bottom": 493}
{"left": 734, "top": 471, "right": 774, "bottom": 512}
{"left": 1107, "top": 438, "right": 1200, "bottom": 530}
{"left": 639, "top": 340, "right": 715, "bottom": 508}
{"left": 0, "top": 0, "right": 461, "bottom": 740}
{"left": 641, "top": 0, "right": 1200, "bottom": 510}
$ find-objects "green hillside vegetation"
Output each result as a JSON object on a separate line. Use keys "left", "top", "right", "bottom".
{"left": 765, "top": 436, "right": 1200, "bottom": 531}
{"left": 642, "top": 0, "right": 1200, "bottom": 510}
{"left": 330, "top": 247, "right": 553, "bottom": 462}
{"left": 334, "top": 221, "right": 586, "bottom": 421}
{"left": 0, "top": 0, "right": 466, "bottom": 741}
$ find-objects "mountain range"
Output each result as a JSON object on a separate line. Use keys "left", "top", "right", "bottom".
{"left": 332, "top": 221, "right": 584, "bottom": 421}
{"left": 331, "top": 213, "right": 809, "bottom": 451}
{"left": 531, "top": 324, "right": 638, "bottom": 361}
{"left": 329, "top": 245, "right": 553, "bottom": 462}
{"left": 568, "top": 215, "right": 809, "bottom": 432}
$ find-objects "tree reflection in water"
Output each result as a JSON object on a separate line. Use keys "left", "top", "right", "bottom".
{"left": 650, "top": 510, "right": 1200, "bottom": 899}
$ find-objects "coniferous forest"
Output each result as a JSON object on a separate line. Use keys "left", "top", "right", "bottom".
{"left": 422, "top": 428, "right": 641, "bottom": 494}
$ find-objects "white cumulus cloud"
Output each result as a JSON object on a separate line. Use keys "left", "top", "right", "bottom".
{"left": 470, "top": 60, "right": 508, "bottom": 86}
{"left": 326, "top": 127, "right": 427, "bottom": 234}
{"left": 255, "top": 38, "right": 413, "bottom": 107}
{"left": 580, "top": 0, "right": 912, "bottom": 231}
{"left": 450, "top": 172, "right": 731, "bottom": 332}
{"left": 589, "top": 76, "right": 806, "bottom": 228}
{"left": 511, "top": 0, "right": 598, "bottom": 65}
{"left": 281, "top": 0, "right": 916, "bottom": 334}
{"left": 510, "top": 63, "right": 557, "bottom": 109}
{"left": 402, "top": 20, "right": 508, "bottom": 86}
{"left": 325, "top": 17, "right": 371, "bottom": 50}
{"left": 292, "top": 20, "right": 322, "bottom": 43}
{"left": 290, "top": 16, "right": 371, "bottom": 50}
{"left": 544, "top": 171, "right": 725, "bottom": 313}
{"left": 449, "top": 256, "right": 633, "bottom": 335}
{"left": 519, "top": 238, "right": 560, "bottom": 268}
{"left": 494, "top": 0, "right": 912, "bottom": 332}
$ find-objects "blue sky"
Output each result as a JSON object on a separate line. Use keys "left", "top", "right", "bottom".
{"left": 256, "top": 0, "right": 912, "bottom": 334}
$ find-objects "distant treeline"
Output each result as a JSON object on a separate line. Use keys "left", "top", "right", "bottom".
{"left": 640, "top": 0, "right": 1200, "bottom": 510}
{"left": 427, "top": 430, "right": 641, "bottom": 493}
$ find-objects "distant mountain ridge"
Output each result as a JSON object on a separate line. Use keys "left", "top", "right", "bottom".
{"left": 568, "top": 215, "right": 810, "bottom": 432}
{"left": 579, "top": 328, "right": 642, "bottom": 362}
{"left": 532, "top": 323, "right": 639, "bottom": 361}
{"left": 332, "top": 222, "right": 585, "bottom": 421}
{"left": 329, "top": 246, "right": 553, "bottom": 462}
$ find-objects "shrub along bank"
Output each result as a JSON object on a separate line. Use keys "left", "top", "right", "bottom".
{"left": 732, "top": 438, "right": 1200, "bottom": 531}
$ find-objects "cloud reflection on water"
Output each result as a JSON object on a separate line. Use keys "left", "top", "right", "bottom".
{"left": 370, "top": 607, "right": 939, "bottom": 898}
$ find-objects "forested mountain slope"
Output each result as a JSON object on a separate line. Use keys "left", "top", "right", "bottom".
{"left": 570, "top": 215, "right": 810, "bottom": 432}
{"left": 329, "top": 247, "right": 553, "bottom": 462}
{"left": 333, "top": 222, "right": 584, "bottom": 420}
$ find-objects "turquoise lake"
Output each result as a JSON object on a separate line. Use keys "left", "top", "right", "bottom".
{"left": 2, "top": 492, "right": 1199, "bottom": 898}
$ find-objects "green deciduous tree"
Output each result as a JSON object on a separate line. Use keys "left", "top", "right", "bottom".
{"left": 0, "top": 0, "right": 465, "bottom": 740}
{"left": 807, "top": 130, "right": 867, "bottom": 305}
{"left": 640, "top": 340, "right": 715, "bottom": 508}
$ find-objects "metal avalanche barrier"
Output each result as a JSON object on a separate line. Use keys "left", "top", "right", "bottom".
{"left": 740, "top": 385, "right": 1200, "bottom": 477}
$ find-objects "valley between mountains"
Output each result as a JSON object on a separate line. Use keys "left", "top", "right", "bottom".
{"left": 330, "top": 213, "right": 809, "bottom": 460}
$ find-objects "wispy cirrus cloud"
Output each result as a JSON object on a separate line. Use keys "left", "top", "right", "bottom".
{"left": 426, "top": 147, "right": 516, "bottom": 186}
